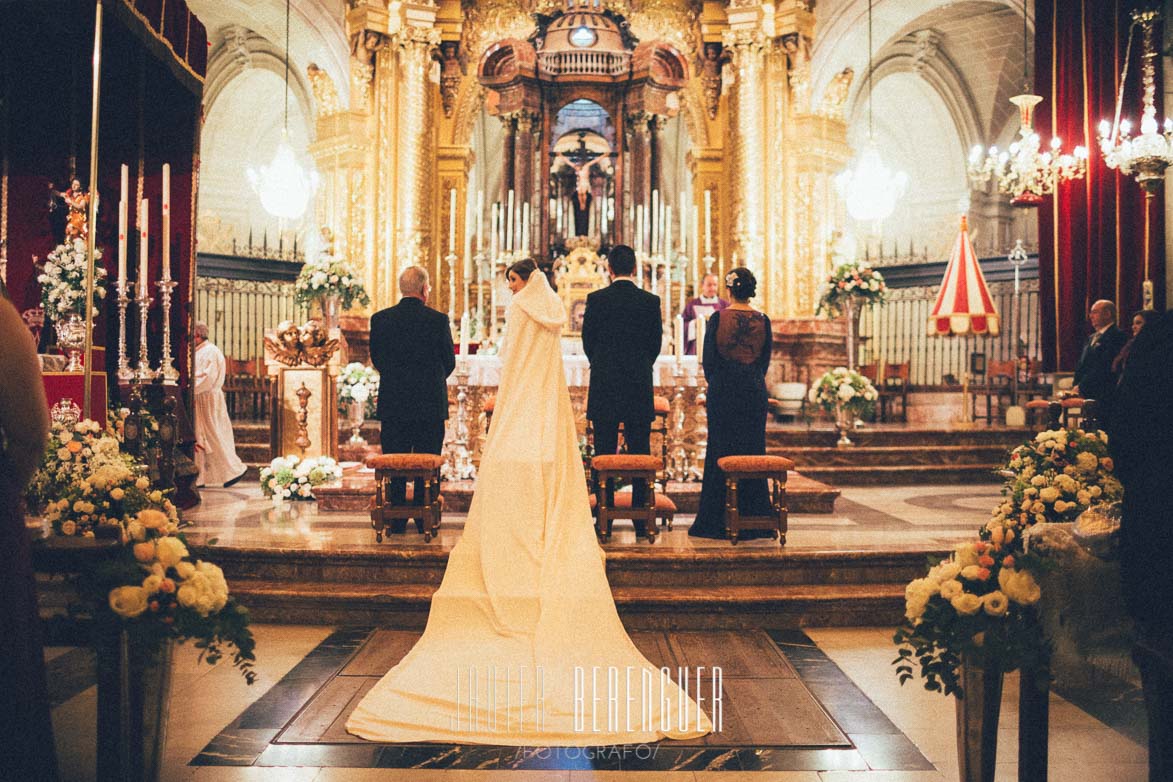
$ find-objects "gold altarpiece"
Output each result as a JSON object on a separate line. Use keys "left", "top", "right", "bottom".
{"left": 305, "top": 0, "right": 854, "bottom": 324}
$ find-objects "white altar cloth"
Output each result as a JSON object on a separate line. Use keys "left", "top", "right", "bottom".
{"left": 448, "top": 354, "right": 700, "bottom": 387}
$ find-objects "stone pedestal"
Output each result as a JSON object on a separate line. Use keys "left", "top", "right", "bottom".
{"left": 769, "top": 318, "right": 848, "bottom": 388}
{"left": 264, "top": 325, "right": 344, "bottom": 461}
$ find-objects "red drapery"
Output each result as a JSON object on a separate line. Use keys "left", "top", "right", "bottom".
{"left": 1036, "top": 0, "right": 1166, "bottom": 371}
{"left": 1, "top": 0, "right": 205, "bottom": 392}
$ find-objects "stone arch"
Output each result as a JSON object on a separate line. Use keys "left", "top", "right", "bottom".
{"left": 204, "top": 26, "right": 315, "bottom": 131}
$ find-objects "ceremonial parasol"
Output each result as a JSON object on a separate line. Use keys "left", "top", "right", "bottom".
{"left": 928, "top": 215, "right": 1001, "bottom": 423}
{"left": 927, "top": 215, "right": 1000, "bottom": 337}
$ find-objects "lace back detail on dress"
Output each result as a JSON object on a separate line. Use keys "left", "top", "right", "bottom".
{"left": 716, "top": 311, "right": 767, "bottom": 364}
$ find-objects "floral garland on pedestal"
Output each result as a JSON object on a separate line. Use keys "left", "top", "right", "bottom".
{"left": 25, "top": 420, "right": 257, "bottom": 682}
{"left": 260, "top": 455, "right": 343, "bottom": 501}
{"left": 809, "top": 367, "right": 879, "bottom": 445}
{"left": 38, "top": 238, "right": 107, "bottom": 318}
{"left": 338, "top": 362, "right": 379, "bottom": 419}
{"left": 815, "top": 260, "right": 888, "bottom": 318}
{"left": 294, "top": 253, "right": 370, "bottom": 314}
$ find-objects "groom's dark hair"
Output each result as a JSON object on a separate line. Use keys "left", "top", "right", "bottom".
{"left": 608, "top": 245, "right": 637, "bottom": 277}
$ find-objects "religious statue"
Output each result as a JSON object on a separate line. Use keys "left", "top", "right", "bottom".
{"left": 51, "top": 178, "right": 91, "bottom": 240}
{"left": 572, "top": 163, "right": 592, "bottom": 238}
{"left": 818, "top": 67, "right": 854, "bottom": 119}
{"left": 699, "top": 43, "right": 731, "bottom": 120}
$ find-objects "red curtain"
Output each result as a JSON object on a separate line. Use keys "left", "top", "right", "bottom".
{"left": 2, "top": 0, "right": 205, "bottom": 391}
{"left": 1036, "top": 0, "right": 1166, "bottom": 371}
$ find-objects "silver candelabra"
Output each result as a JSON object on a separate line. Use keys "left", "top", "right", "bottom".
{"left": 156, "top": 278, "right": 179, "bottom": 384}
{"left": 442, "top": 360, "right": 477, "bottom": 481}
{"left": 669, "top": 359, "right": 690, "bottom": 481}
{"left": 134, "top": 281, "right": 154, "bottom": 382}
{"left": 689, "top": 373, "right": 709, "bottom": 481}
{"left": 115, "top": 286, "right": 134, "bottom": 382}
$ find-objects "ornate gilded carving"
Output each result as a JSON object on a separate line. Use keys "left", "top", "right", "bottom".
{"left": 264, "top": 320, "right": 342, "bottom": 368}
{"left": 307, "top": 63, "right": 342, "bottom": 117}
{"left": 817, "top": 66, "right": 853, "bottom": 118}
{"left": 351, "top": 60, "right": 374, "bottom": 108}
{"left": 294, "top": 382, "right": 312, "bottom": 453}
{"left": 699, "top": 43, "right": 730, "bottom": 119}
{"left": 436, "top": 41, "right": 463, "bottom": 117}
{"left": 624, "top": 0, "right": 700, "bottom": 60}
{"left": 781, "top": 33, "right": 811, "bottom": 113}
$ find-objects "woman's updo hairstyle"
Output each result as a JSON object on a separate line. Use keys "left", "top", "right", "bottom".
{"left": 507, "top": 258, "right": 537, "bottom": 281}
{"left": 725, "top": 267, "right": 757, "bottom": 300}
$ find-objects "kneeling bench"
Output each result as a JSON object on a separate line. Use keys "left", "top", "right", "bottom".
{"left": 590, "top": 454, "right": 668, "bottom": 543}
{"left": 366, "top": 453, "right": 444, "bottom": 543}
{"left": 717, "top": 455, "right": 794, "bottom": 545}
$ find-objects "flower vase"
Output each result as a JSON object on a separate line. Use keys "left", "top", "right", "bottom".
{"left": 347, "top": 399, "right": 367, "bottom": 446}
{"left": 321, "top": 294, "right": 340, "bottom": 331}
{"left": 95, "top": 633, "right": 173, "bottom": 782}
{"left": 955, "top": 651, "right": 1004, "bottom": 782}
{"left": 56, "top": 313, "right": 88, "bottom": 371}
{"left": 835, "top": 404, "right": 854, "bottom": 447}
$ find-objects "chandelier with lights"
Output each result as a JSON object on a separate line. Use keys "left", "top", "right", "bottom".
{"left": 835, "top": 0, "right": 908, "bottom": 224}
{"left": 968, "top": 4, "right": 1087, "bottom": 206}
{"left": 246, "top": 0, "right": 319, "bottom": 221}
{"left": 1098, "top": 10, "right": 1173, "bottom": 194}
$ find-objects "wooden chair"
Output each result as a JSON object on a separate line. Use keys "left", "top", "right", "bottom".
{"left": 651, "top": 395, "right": 671, "bottom": 479}
{"left": 366, "top": 454, "right": 444, "bottom": 543}
{"left": 717, "top": 455, "right": 794, "bottom": 545}
{"left": 972, "top": 360, "right": 1016, "bottom": 424}
{"left": 878, "top": 362, "right": 910, "bottom": 422}
{"left": 590, "top": 454, "right": 675, "bottom": 542}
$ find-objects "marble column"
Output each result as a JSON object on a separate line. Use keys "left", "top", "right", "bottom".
{"left": 513, "top": 110, "right": 538, "bottom": 242}
{"left": 723, "top": 28, "right": 767, "bottom": 283}
{"left": 649, "top": 114, "right": 666, "bottom": 199}
{"left": 500, "top": 114, "right": 516, "bottom": 203}
{"left": 626, "top": 110, "right": 652, "bottom": 238}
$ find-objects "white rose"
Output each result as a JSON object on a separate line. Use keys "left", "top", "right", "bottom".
{"left": 950, "top": 592, "right": 983, "bottom": 616}
{"left": 1039, "top": 487, "right": 1060, "bottom": 503}
{"left": 837, "top": 384, "right": 856, "bottom": 401}
{"left": 939, "top": 579, "right": 964, "bottom": 600}
{"left": 998, "top": 568, "right": 1041, "bottom": 605}
{"left": 127, "top": 521, "right": 146, "bottom": 542}
{"left": 109, "top": 585, "right": 149, "bottom": 618}
{"left": 982, "top": 590, "right": 1010, "bottom": 617}
{"left": 954, "top": 543, "right": 980, "bottom": 568}
{"left": 904, "top": 577, "right": 935, "bottom": 621}
{"left": 155, "top": 536, "right": 189, "bottom": 569}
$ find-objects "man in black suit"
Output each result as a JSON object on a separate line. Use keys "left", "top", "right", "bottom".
{"left": 582, "top": 245, "right": 663, "bottom": 537}
{"left": 1109, "top": 308, "right": 1173, "bottom": 782}
{"left": 369, "top": 266, "right": 455, "bottom": 523}
{"left": 1072, "top": 298, "right": 1127, "bottom": 423}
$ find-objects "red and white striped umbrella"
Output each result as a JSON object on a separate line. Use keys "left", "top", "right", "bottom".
{"left": 927, "top": 216, "right": 1000, "bottom": 336}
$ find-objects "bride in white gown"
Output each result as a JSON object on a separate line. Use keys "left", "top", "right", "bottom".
{"left": 346, "top": 263, "right": 712, "bottom": 745}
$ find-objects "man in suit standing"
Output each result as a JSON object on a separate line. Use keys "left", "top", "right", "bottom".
{"left": 369, "top": 266, "right": 455, "bottom": 527}
{"left": 1072, "top": 299, "right": 1127, "bottom": 423}
{"left": 582, "top": 245, "right": 663, "bottom": 538}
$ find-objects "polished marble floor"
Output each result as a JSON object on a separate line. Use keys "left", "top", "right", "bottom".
{"left": 178, "top": 483, "right": 998, "bottom": 553}
{"left": 47, "top": 624, "right": 1148, "bottom": 781}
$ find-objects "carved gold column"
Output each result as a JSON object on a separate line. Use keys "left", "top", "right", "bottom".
{"left": 394, "top": 22, "right": 441, "bottom": 289}
{"left": 723, "top": 14, "right": 767, "bottom": 295}
{"left": 500, "top": 115, "right": 516, "bottom": 201}
{"left": 512, "top": 109, "right": 538, "bottom": 235}
{"left": 627, "top": 110, "right": 652, "bottom": 221}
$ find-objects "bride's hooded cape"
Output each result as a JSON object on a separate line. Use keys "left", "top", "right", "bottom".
{"left": 346, "top": 272, "right": 712, "bottom": 745}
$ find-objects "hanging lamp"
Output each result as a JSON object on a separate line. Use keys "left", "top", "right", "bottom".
{"left": 246, "top": 0, "right": 319, "bottom": 221}
{"left": 835, "top": 0, "right": 908, "bottom": 224}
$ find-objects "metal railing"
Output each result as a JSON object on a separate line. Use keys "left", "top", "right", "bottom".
{"left": 538, "top": 49, "right": 630, "bottom": 76}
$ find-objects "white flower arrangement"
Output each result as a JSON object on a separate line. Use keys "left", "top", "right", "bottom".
{"left": 815, "top": 260, "right": 887, "bottom": 318}
{"left": 809, "top": 366, "right": 879, "bottom": 419}
{"left": 338, "top": 362, "right": 379, "bottom": 418}
{"left": 294, "top": 252, "right": 370, "bottom": 310}
{"left": 260, "top": 455, "right": 343, "bottom": 501}
{"left": 38, "top": 238, "right": 107, "bottom": 318}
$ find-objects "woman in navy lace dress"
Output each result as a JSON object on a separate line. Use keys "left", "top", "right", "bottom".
{"left": 689, "top": 268, "right": 774, "bottom": 539}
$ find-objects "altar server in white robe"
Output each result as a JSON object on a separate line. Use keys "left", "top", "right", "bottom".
{"left": 193, "top": 322, "right": 247, "bottom": 487}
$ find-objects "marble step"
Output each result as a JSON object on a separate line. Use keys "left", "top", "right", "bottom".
{"left": 194, "top": 544, "right": 938, "bottom": 590}
{"left": 768, "top": 444, "right": 1011, "bottom": 468}
{"left": 794, "top": 464, "right": 1003, "bottom": 485}
{"left": 223, "top": 579, "right": 907, "bottom": 629}
{"left": 766, "top": 425, "right": 1032, "bottom": 449}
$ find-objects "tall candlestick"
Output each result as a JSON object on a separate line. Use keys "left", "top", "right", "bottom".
{"left": 506, "top": 190, "right": 515, "bottom": 252}
{"left": 704, "top": 189, "right": 712, "bottom": 255}
{"left": 696, "top": 314, "right": 706, "bottom": 365}
{"left": 476, "top": 190, "right": 484, "bottom": 253}
{"left": 675, "top": 314, "right": 685, "bottom": 360}
{"left": 651, "top": 190, "right": 659, "bottom": 255}
{"left": 138, "top": 198, "right": 148, "bottom": 287}
{"left": 161, "top": 163, "right": 171, "bottom": 279}
{"left": 448, "top": 187, "right": 457, "bottom": 253}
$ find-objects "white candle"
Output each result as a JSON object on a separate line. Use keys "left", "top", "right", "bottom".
{"left": 448, "top": 188, "right": 457, "bottom": 253}
{"left": 664, "top": 205, "right": 673, "bottom": 262}
{"left": 651, "top": 190, "right": 659, "bottom": 255}
{"left": 162, "top": 163, "right": 171, "bottom": 279}
{"left": 696, "top": 314, "right": 706, "bottom": 365}
{"left": 459, "top": 313, "right": 470, "bottom": 357}
{"left": 521, "top": 202, "right": 530, "bottom": 255}
{"left": 118, "top": 165, "right": 128, "bottom": 288}
{"left": 491, "top": 204, "right": 499, "bottom": 259}
{"left": 476, "top": 190, "right": 484, "bottom": 253}
{"left": 679, "top": 189, "right": 687, "bottom": 253}
{"left": 463, "top": 195, "right": 473, "bottom": 280}
{"left": 506, "top": 189, "right": 515, "bottom": 252}
{"left": 636, "top": 205, "right": 644, "bottom": 255}
{"left": 601, "top": 195, "right": 608, "bottom": 237}
{"left": 675, "top": 314, "right": 685, "bottom": 360}
{"left": 138, "top": 198, "right": 149, "bottom": 289}
{"left": 704, "top": 189, "right": 712, "bottom": 255}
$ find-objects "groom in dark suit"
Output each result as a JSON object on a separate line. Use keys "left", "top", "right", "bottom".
{"left": 369, "top": 266, "right": 455, "bottom": 519}
{"left": 582, "top": 245, "right": 663, "bottom": 535}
